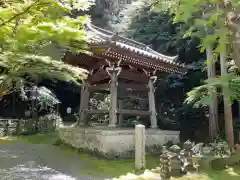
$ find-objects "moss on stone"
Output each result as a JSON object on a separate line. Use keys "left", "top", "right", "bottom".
{"left": 210, "top": 153, "right": 240, "bottom": 170}
{"left": 0, "top": 137, "right": 17, "bottom": 144}
{"left": 55, "top": 140, "right": 159, "bottom": 177}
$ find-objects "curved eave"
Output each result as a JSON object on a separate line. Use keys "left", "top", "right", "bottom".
{"left": 89, "top": 42, "right": 188, "bottom": 75}
{"left": 89, "top": 40, "right": 180, "bottom": 65}
{"left": 85, "top": 23, "right": 185, "bottom": 67}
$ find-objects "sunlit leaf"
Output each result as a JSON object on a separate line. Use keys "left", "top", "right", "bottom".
{"left": 0, "top": 0, "right": 93, "bottom": 98}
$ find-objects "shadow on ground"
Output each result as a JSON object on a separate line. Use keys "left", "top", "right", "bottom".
{"left": 0, "top": 134, "right": 158, "bottom": 179}
{"left": 1, "top": 133, "right": 240, "bottom": 180}
{"left": 0, "top": 141, "right": 108, "bottom": 180}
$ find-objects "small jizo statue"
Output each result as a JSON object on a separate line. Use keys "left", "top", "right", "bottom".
{"left": 168, "top": 145, "right": 182, "bottom": 177}
{"left": 160, "top": 148, "right": 170, "bottom": 180}
{"left": 182, "top": 140, "right": 196, "bottom": 173}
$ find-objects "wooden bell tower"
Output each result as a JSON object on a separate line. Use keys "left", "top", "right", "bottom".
{"left": 63, "top": 23, "right": 188, "bottom": 128}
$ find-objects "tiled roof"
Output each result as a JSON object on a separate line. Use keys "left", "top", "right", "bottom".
{"left": 85, "top": 23, "right": 185, "bottom": 68}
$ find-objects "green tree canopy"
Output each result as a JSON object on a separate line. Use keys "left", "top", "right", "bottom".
{"left": 150, "top": 0, "right": 240, "bottom": 102}
{"left": 0, "top": 0, "right": 94, "bottom": 98}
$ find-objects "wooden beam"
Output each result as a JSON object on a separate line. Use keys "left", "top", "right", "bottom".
{"left": 91, "top": 60, "right": 108, "bottom": 70}
{"left": 117, "top": 109, "right": 151, "bottom": 116}
{"left": 88, "top": 70, "right": 109, "bottom": 83}
{"left": 88, "top": 70, "right": 149, "bottom": 85}
{"left": 88, "top": 84, "right": 149, "bottom": 96}
{"left": 64, "top": 52, "right": 99, "bottom": 69}
{"left": 91, "top": 46, "right": 187, "bottom": 73}
{"left": 127, "top": 95, "right": 148, "bottom": 101}
{"left": 85, "top": 109, "right": 109, "bottom": 114}
{"left": 118, "top": 83, "right": 148, "bottom": 91}
{"left": 90, "top": 54, "right": 155, "bottom": 72}
{"left": 88, "top": 82, "right": 148, "bottom": 92}
{"left": 119, "top": 70, "right": 149, "bottom": 84}
{"left": 89, "top": 83, "right": 109, "bottom": 91}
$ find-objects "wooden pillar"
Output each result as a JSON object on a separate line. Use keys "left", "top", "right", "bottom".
{"left": 148, "top": 76, "right": 157, "bottom": 128}
{"left": 78, "top": 82, "right": 89, "bottom": 126}
{"left": 118, "top": 99, "right": 124, "bottom": 126}
{"left": 109, "top": 69, "right": 118, "bottom": 127}
{"left": 106, "top": 64, "right": 122, "bottom": 127}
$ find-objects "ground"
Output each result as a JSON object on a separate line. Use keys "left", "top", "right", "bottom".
{"left": 0, "top": 133, "right": 240, "bottom": 180}
{"left": 0, "top": 133, "right": 158, "bottom": 180}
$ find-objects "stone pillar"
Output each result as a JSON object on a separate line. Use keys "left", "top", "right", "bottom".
{"left": 135, "top": 124, "right": 146, "bottom": 170}
{"left": 148, "top": 76, "right": 157, "bottom": 128}
{"left": 106, "top": 65, "right": 122, "bottom": 127}
{"left": 78, "top": 82, "right": 89, "bottom": 126}
{"left": 118, "top": 99, "right": 124, "bottom": 126}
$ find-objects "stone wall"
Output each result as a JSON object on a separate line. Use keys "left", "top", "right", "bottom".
{"left": 0, "top": 114, "right": 60, "bottom": 136}
{"left": 58, "top": 127, "right": 180, "bottom": 158}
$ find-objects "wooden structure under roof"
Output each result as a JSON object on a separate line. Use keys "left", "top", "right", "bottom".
{"left": 63, "top": 23, "right": 188, "bottom": 128}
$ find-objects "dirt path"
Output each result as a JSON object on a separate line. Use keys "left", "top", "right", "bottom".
{"left": 0, "top": 142, "right": 109, "bottom": 180}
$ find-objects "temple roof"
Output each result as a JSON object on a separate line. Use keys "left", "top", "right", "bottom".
{"left": 86, "top": 23, "right": 179, "bottom": 64}
{"left": 84, "top": 23, "right": 188, "bottom": 74}
{"left": 63, "top": 23, "right": 189, "bottom": 78}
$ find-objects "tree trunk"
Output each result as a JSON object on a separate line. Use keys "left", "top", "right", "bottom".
{"left": 220, "top": 50, "right": 234, "bottom": 149}
{"left": 222, "top": 0, "right": 240, "bottom": 70}
{"left": 206, "top": 45, "right": 219, "bottom": 141}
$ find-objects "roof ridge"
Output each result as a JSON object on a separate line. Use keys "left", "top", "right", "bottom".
{"left": 84, "top": 23, "right": 186, "bottom": 69}
{"left": 86, "top": 23, "right": 148, "bottom": 50}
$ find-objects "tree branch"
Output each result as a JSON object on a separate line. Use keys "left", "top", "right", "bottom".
{"left": 0, "top": 0, "right": 39, "bottom": 27}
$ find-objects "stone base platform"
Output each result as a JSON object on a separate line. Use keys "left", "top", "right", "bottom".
{"left": 58, "top": 127, "right": 179, "bottom": 159}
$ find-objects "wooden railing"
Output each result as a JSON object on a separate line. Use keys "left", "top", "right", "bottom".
{"left": 117, "top": 109, "right": 151, "bottom": 116}
{"left": 85, "top": 109, "right": 109, "bottom": 114}
{"left": 85, "top": 108, "right": 151, "bottom": 116}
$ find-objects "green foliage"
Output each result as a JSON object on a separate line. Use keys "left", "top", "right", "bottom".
{"left": 149, "top": 0, "right": 240, "bottom": 105}
{"left": 151, "top": 0, "right": 232, "bottom": 54}
{"left": 0, "top": 0, "right": 93, "bottom": 53}
{"left": 0, "top": 53, "right": 88, "bottom": 97}
{"left": 0, "top": 0, "right": 93, "bottom": 98}
{"left": 117, "top": 0, "right": 206, "bottom": 122}
{"left": 20, "top": 86, "right": 60, "bottom": 108}
{"left": 87, "top": 0, "right": 114, "bottom": 29}
{"left": 185, "top": 73, "right": 240, "bottom": 107}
